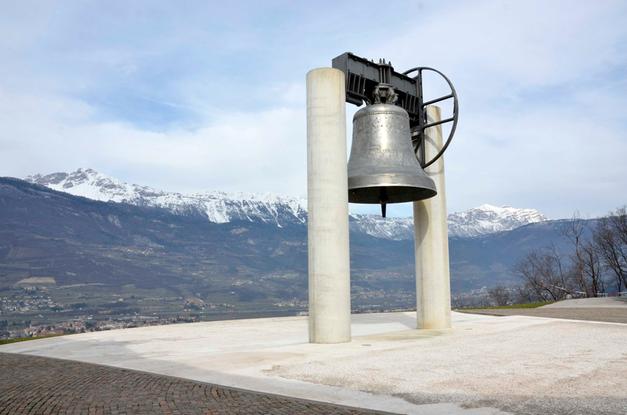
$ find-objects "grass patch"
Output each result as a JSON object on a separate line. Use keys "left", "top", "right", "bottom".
{"left": 0, "top": 334, "right": 64, "bottom": 345}
{"left": 457, "top": 301, "right": 553, "bottom": 310}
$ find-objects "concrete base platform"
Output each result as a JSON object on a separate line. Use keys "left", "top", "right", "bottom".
{"left": 2, "top": 312, "right": 626, "bottom": 414}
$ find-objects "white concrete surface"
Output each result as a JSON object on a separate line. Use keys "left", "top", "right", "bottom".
{"left": 3, "top": 312, "right": 626, "bottom": 415}
{"left": 542, "top": 296, "right": 627, "bottom": 308}
{"left": 306, "top": 67, "right": 351, "bottom": 343}
{"left": 414, "top": 105, "right": 452, "bottom": 329}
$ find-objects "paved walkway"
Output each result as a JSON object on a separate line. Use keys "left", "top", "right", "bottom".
{"left": 3, "top": 312, "right": 626, "bottom": 414}
{"left": 542, "top": 296, "right": 627, "bottom": 308}
{"left": 459, "top": 306, "right": 627, "bottom": 323}
{"left": 0, "top": 353, "right": 393, "bottom": 415}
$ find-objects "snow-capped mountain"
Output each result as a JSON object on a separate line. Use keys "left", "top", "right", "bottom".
{"left": 350, "top": 204, "right": 546, "bottom": 239}
{"left": 447, "top": 204, "right": 546, "bottom": 238}
{"left": 26, "top": 168, "right": 307, "bottom": 227}
{"left": 25, "top": 169, "right": 546, "bottom": 238}
{"left": 349, "top": 215, "right": 415, "bottom": 240}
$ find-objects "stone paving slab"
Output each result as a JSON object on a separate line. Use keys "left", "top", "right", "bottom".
{"left": 0, "top": 352, "right": 396, "bottom": 415}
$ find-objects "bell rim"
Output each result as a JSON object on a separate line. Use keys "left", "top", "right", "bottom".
{"left": 348, "top": 174, "right": 436, "bottom": 191}
{"left": 348, "top": 185, "right": 437, "bottom": 204}
{"left": 348, "top": 173, "right": 437, "bottom": 204}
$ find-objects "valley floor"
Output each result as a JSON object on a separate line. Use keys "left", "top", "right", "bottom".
{"left": 1, "top": 311, "right": 626, "bottom": 415}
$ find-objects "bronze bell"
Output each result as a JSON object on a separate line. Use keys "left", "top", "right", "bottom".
{"left": 347, "top": 102, "right": 436, "bottom": 217}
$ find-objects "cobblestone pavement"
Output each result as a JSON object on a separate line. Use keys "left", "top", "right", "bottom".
{"left": 459, "top": 307, "right": 627, "bottom": 323}
{"left": 0, "top": 353, "right": 396, "bottom": 415}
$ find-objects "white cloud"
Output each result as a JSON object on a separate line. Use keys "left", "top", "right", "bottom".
{"left": 360, "top": 0, "right": 627, "bottom": 218}
{"left": 0, "top": 0, "right": 625, "bottom": 219}
{"left": 0, "top": 88, "right": 307, "bottom": 196}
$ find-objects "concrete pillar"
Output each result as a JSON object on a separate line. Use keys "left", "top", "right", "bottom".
{"left": 414, "top": 105, "right": 452, "bottom": 329}
{"left": 306, "top": 68, "right": 351, "bottom": 343}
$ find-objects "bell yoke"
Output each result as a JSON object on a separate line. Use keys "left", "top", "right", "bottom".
{"left": 332, "top": 53, "right": 458, "bottom": 217}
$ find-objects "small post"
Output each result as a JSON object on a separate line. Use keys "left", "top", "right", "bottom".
{"left": 414, "top": 105, "right": 452, "bottom": 329}
{"left": 306, "top": 68, "right": 351, "bottom": 343}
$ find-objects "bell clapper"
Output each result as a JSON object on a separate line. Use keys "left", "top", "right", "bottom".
{"left": 379, "top": 187, "right": 388, "bottom": 218}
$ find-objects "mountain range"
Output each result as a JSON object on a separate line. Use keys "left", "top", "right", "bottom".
{"left": 26, "top": 168, "right": 546, "bottom": 239}
{"left": 0, "top": 169, "right": 580, "bottom": 327}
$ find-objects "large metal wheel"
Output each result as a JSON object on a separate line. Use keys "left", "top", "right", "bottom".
{"left": 403, "top": 67, "right": 459, "bottom": 168}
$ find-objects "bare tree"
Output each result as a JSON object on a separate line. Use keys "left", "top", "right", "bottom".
{"left": 514, "top": 207, "right": 627, "bottom": 303}
{"left": 563, "top": 215, "right": 605, "bottom": 297}
{"left": 514, "top": 247, "right": 575, "bottom": 301}
{"left": 514, "top": 283, "right": 538, "bottom": 303}
{"left": 488, "top": 285, "right": 510, "bottom": 306}
{"left": 593, "top": 208, "right": 627, "bottom": 292}
{"left": 610, "top": 207, "right": 627, "bottom": 245}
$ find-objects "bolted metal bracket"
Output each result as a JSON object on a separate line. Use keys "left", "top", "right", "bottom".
{"left": 332, "top": 52, "right": 459, "bottom": 169}
{"left": 332, "top": 53, "right": 420, "bottom": 124}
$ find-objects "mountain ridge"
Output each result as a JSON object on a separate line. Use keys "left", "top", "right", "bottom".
{"left": 26, "top": 168, "right": 547, "bottom": 239}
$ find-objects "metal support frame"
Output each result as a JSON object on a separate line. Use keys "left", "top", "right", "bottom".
{"left": 332, "top": 52, "right": 459, "bottom": 169}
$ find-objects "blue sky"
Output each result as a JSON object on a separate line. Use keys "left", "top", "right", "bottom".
{"left": 1, "top": 0, "right": 626, "bottom": 218}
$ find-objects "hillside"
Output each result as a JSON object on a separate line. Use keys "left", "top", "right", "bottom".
{"left": 1, "top": 177, "right": 579, "bottom": 293}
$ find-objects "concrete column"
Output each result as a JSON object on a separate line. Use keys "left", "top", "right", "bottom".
{"left": 306, "top": 68, "right": 351, "bottom": 343}
{"left": 414, "top": 105, "right": 452, "bottom": 329}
